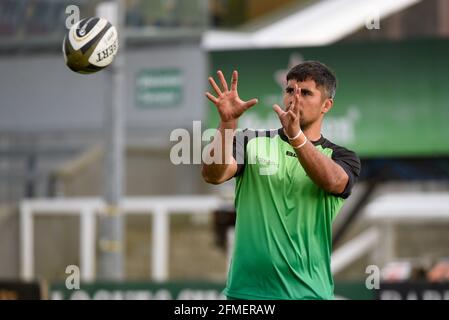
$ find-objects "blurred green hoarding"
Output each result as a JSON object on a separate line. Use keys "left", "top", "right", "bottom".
{"left": 135, "top": 69, "right": 183, "bottom": 108}
{"left": 49, "top": 280, "right": 373, "bottom": 300}
{"left": 207, "top": 39, "right": 449, "bottom": 158}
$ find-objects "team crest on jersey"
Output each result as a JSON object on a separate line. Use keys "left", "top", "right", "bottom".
{"left": 255, "top": 155, "right": 279, "bottom": 176}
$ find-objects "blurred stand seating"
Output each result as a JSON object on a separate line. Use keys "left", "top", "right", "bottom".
{"left": 0, "top": 0, "right": 208, "bottom": 40}
{"left": 427, "top": 259, "right": 449, "bottom": 282}
{"left": 381, "top": 257, "right": 449, "bottom": 283}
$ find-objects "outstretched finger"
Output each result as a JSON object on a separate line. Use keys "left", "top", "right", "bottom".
{"left": 273, "top": 104, "right": 285, "bottom": 118}
{"left": 217, "top": 70, "right": 229, "bottom": 92}
{"left": 205, "top": 92, "right": 218, "bottom": 104}
{"left": 208, "top": 77, "right": 223, "bottom": 96}
{"left": 231, "top": 70, "right": 238, "bottom": 91}
{"left": 288, "top": 109, "right": 297, "bottom": 120}
{"left": 243, "top": 98, "right": 258, "bottom": 110}
{"left": 294, "top": 85, "right": 301, "bottom": 115}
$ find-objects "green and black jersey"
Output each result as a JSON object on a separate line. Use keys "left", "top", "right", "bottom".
{"left": 224, "top": 128, "right": 361, "bottom": 300}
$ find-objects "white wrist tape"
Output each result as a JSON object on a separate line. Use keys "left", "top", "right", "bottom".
{"left": 285, "top": 129, "right": 302, "bottom": 141}
{"left": 291, "top": 138, "right": 307, "bottom": 149}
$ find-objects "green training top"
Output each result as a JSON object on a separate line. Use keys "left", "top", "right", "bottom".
{"left": 223, "top": 128, "right": 361, "bottom": 300}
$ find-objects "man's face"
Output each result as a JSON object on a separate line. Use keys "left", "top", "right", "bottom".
{"left": 283, "top": 78, "right": 332, "bottom": 129}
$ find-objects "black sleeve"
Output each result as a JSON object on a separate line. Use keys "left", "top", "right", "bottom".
{"left": 232, "top": 129, "right": 246, "bottom": 177}
{"left": 331, "top": 146, "right": 361, "bottom": 199}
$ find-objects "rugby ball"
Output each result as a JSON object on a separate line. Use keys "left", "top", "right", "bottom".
{"left": 63, "top": 17, "right": 119, "bottom": 74}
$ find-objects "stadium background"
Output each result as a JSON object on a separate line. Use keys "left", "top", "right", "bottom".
{"left": 0, "top": 0, "right": 449, "bottom": 300}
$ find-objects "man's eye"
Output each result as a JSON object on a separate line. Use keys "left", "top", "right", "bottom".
{"left": 302, "top": 91, "right": 310, "bottom": 96}
{"left": 286, "top": 88, "right": 294, "bottom": 94}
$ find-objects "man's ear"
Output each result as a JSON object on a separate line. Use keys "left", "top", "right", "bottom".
{"left": 322, "top": 98, "right": 333, "bottom": 114}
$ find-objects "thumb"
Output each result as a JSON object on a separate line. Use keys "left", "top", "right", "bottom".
{"left": 272, "top": 104, "right": 284, "bottom": 118}
{"left": 243, "top": 98, "right": 258, "bottom": 110}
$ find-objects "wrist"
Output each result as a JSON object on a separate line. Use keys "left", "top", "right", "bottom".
{"left": 289, "top": 131, "right": 308, "bottom": 149}
{"left": 220, "top": 120, "right": 237, "bottom": 129}
{"left": 284, "top": 128, "right": 302, "bottom": 141}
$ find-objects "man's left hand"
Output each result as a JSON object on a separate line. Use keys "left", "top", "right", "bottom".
{"left": 273, "top": 83, "right": 301, "bottom": 138}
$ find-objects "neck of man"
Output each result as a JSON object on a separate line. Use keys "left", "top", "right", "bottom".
{"left": 302, "top": 119, "right": 322, "bottom": 142}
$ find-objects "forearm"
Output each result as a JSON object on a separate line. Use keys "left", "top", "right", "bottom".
{"left": 293, "top": 137, "right": 348, "bottom": 194}
{"left": 201, "top": 120, "right": 237, "bottom": 184}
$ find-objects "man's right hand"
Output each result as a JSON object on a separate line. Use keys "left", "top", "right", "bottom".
{"left": 202, "top": 70, "right": 257, "bottom": 185}
{"left": 206, "top": 70, "right": 258, "bottom": 123}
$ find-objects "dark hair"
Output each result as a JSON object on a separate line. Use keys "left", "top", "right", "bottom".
{"left": 286, "top": 61, "right": 337, "bottom": 99}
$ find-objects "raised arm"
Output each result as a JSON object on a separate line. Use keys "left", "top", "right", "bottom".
{"left": 202, "top": 70, "right": 258, "bottom": 184}
{"left": 273, "top": 84, "right": 349, "bottom": 194}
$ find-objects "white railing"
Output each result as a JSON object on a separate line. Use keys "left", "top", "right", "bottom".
{"left": 331, "top": 192, "right": 449, "bottom": 274}
{"left": 363, "top": 192, "right": 449, "bottom": 266}
{"left": 331, "top": 227, "right": 380, "bottom": 274}
{"left": 20, "top": 196, "right": 223, "bottom": 282}
{"left": 22, "top": 192, "right": 449, "bottom": 282}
